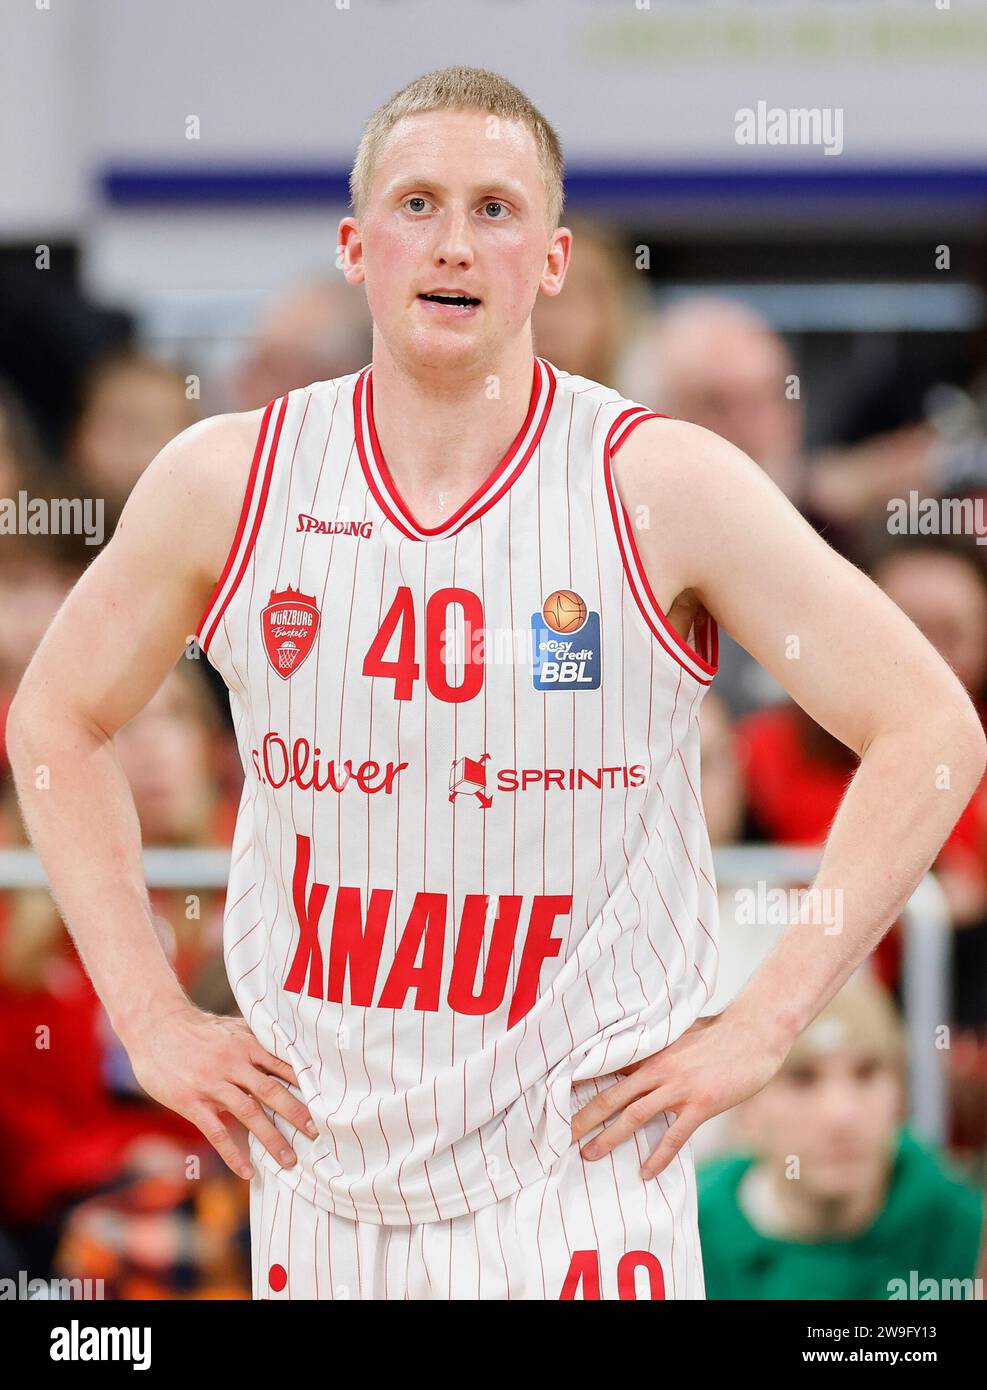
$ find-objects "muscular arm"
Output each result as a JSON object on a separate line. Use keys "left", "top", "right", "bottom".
{"left": 7, "top": 410, "right": 314, "bottom": 1177}
{"left": 574, "top": 417, "right": 986, "bottom": 1172}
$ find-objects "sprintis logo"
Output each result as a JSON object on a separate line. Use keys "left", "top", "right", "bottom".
{"left": 261, "top": 586, "right": 320, "bottom": 679}
{"left": 297, "top": 513, "right": 374, "bottom": 538}
{"left": 499, "top": 765, "right": 646, "bottom": 791}
{"left": 284, "top": 833, "right": 569, "bottom": 1025}
{"left": 449, "top": 753, "right": 647, "bottom": 807}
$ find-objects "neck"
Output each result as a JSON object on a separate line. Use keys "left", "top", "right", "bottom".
{"left": 367, "top": 332, "right": 537, "bottom": 529}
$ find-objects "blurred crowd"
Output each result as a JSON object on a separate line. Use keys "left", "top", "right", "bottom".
{"left": 0, "top": 218, "right": 984, "bottom": 1299}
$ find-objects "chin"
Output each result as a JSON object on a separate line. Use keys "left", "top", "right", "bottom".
{"left": 810, "top": 1154, "right": 879, "bottom": 1195}
{"left": 411, "top": 334, "right": 482, "bottom": 369}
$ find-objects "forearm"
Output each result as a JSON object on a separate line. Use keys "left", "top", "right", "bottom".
{"left": 7, "top": 703, "right": 190, "bottom": 1044}
{"left": 728, "top": 714, "right": 986, "bottom": 1051}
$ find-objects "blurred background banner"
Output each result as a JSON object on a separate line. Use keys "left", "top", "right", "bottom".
{"left": 7, "top": 0, "right": 987, "bottom": 238}
{"left": 0, "top": 0, "right": 984, "bottom": 1303}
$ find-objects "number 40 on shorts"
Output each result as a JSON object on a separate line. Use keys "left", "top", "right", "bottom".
{"left": 559, "top": 1250, "right": 666, "bottom": 1300}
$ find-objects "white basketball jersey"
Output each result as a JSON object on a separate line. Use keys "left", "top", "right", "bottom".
{"left": 196, "top": 357, "right": 720, "bottom": 1226}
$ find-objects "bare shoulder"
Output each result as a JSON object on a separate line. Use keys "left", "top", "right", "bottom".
{"left": 114, "top": 407, "right": 266, "bottom": 584}
{"left": 8, "top": 407, "right": 268, "bottom": 736}
{"left": 611, "top": 415, "right": 763, "bottom": 515}
{"left": 609, "top": 415, "right": 783, "bottom": 602}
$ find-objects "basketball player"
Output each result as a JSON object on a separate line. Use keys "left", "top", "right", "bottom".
{"left": 8, "top": 67, "right": 985, "bottom": 1300}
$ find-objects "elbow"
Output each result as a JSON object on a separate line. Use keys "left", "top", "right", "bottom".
{"left": 965, "top": 711, "right": 987, "bottom": 784}
{"left": 5, "top": 687, "right": 34, "bottom": 776}
{"left": 944, "top": 691, "right": 987, "bottom": 794}
{"left": 7, "top": 677, "right": 109, "bottom": 779}
{"left": 5, "top": 673, "right": 50, "bottom": 775}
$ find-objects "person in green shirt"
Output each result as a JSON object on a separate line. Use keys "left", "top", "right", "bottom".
{"left": 697, "top": 975, "right": 983, "bottom": 1300}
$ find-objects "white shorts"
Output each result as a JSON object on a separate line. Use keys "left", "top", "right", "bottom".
{"left": 249, "top": 1078, "right": 705, "bottom": 1300}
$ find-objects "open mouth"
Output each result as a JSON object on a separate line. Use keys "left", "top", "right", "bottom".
{"left": 418, "top": 292, "right": 481, "bottom": 307}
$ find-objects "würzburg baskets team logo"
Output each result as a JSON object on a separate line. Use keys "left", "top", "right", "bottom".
{"left": 261, "top": 586, "right": 321, "bottom": 679}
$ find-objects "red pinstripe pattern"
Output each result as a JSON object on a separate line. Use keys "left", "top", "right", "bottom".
{"left": 196, "top": 400, "right": 274, "bottom": 648}
{"left": 250, "top": 1078, "right": 703, "bottom": 1298}
{"left": 199, "top": 395, "right": 288, "bottom": 653}
{"left": 353, "top": 358, "right": 557, "bottom": 540}
{"left": 208, "top": 364, "right": 717, "bottom": 1286}
{"left": 602, "top": 409, "right": 719, "bottom": 684}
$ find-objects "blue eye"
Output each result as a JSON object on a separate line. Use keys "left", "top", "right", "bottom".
{"left": 406, "top": 197, "right": 428, "bottom": 213}
{"left": 483, "top": 202, "right": 507, "bottom": 218}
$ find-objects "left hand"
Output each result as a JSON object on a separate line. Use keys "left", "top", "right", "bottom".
{"left": 570, "top": 1010, "right": 792, "bottom": 1179}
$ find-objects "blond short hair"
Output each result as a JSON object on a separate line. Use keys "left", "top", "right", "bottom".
{"left": 349, "top": 65, "right": 565, "bottom": 230}
{"left": 784, "top": 974, "right": 906, "bottom": 1071}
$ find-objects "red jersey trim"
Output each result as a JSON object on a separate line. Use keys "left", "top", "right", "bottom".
{"left": 196, "top": 395, "right": 287, "bottom": 654}
{"left": 604, "top": 407, "right": 719, "bottom": 685}
{"left": 353, "top": 357, "right": 556, "bottom": 540}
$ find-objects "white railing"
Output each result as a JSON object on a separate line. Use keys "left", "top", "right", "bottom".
{"left": 712, "top": 847, "right": 951, "bottom": 1144}
{"left": 0, "top": 844, "right": 952, "bottom": 1142}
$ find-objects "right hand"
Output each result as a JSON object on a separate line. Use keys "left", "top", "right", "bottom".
{"left": 125, "top": 1002, "right": 317, "bottom": 1179}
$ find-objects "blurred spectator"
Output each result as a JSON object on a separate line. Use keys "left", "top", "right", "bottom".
{"left": 114, "top": 661, "right": 239, "bottom": 846}
{"left": 869, "top": 538, "right": 987, "bottom": 713}
{"left": 869, "top": 540, "right": 987, "bottom": 931}
{"left": 0, "top": 376, "right": 53, "bottom": 499}
{"left": 734, "top": 537, "right": 987, "bottom": 1155}
{"left": 867, "top": 541, "right": 987, "bottom": 1114}
{"left": 698, "top": 976, "right": 984, "bottom": 1300}
{"left": 621, "top": 297, "right": 842, "bottom": 715}
{"left": 0, "top": 536, "right": 88, "bottom": 707}
{"left": 64, "top": 350, "right": 201, "bottom": 528}
{"left": 0, "top": 379, "right": 91, "bottom": 776}
{"left": 0, "top": 888, "right": 202, "bottom": 1275}
{"left": 737, "top": 537, "right": 987, "bottom": 982}
{"left": 700, "top": 691, "right": 746, "bottom": 848}
{"left": 0, "top": 661, "right": 241, "bottom": 1279}
{"left": 2, "top": 660, "right": 240, "bottom": 961}
{"left": 694, "top": 689, "right": 766, "bottom": 1164}
{"left": 533, "top": 218, "right": 644, "bottom": 385}
{"left": 112, "top": 661, "right": 241, "bottom": 987}
{"left": 808, "top": 420, "right": 943, "bottom": 534}
{"left": 227, "top": 273, "right": 373, "bottom": 411}
{"left": 816, "top": 228, "right": 987, "bottom": 525}
{"left": 52, "top": 1137, "right": 250, "bottom": 1300}
{"left": 622, "top": 297, "right": 805, "bottom": 500}
{"left": 699, "top": 690, "right": 783, "bottom": 1025}
{"left": 737, "top": 702, "right": 858, "bottom": 851}
{"left": 0, "top": 264, "right": 132, "bottom": 460}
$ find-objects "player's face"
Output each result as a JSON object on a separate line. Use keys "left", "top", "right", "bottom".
{"left": 743, "top": 1049, "right": 901, "bottom": 1201}
{"left": 340, "top": 109, "right": 567, "bottom": 372}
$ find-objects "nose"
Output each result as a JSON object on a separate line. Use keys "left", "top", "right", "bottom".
{"left": 432, "top": 204, "right": 474, "bottom": 270}
{"left": 815, "top": 1077, "right": 864, "bottom": 1130}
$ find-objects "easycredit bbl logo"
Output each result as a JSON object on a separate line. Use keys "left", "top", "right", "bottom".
{"left": 531, "top": 589, "right": 602, "bottom": 691}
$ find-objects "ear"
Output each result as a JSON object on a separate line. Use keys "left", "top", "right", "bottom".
{"left": 338, "top": 218, "right": 365, "bottom": 287}
{"left": 539, "top": 225, "right": 573, "bottom": 298}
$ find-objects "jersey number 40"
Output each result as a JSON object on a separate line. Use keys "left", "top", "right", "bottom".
{"left": 363, "top": 585, "right": 484, "bottom": 703}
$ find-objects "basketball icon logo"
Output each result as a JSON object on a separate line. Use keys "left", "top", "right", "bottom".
{"left": 542, "top": 589, "right": 588, "bottom": 634}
